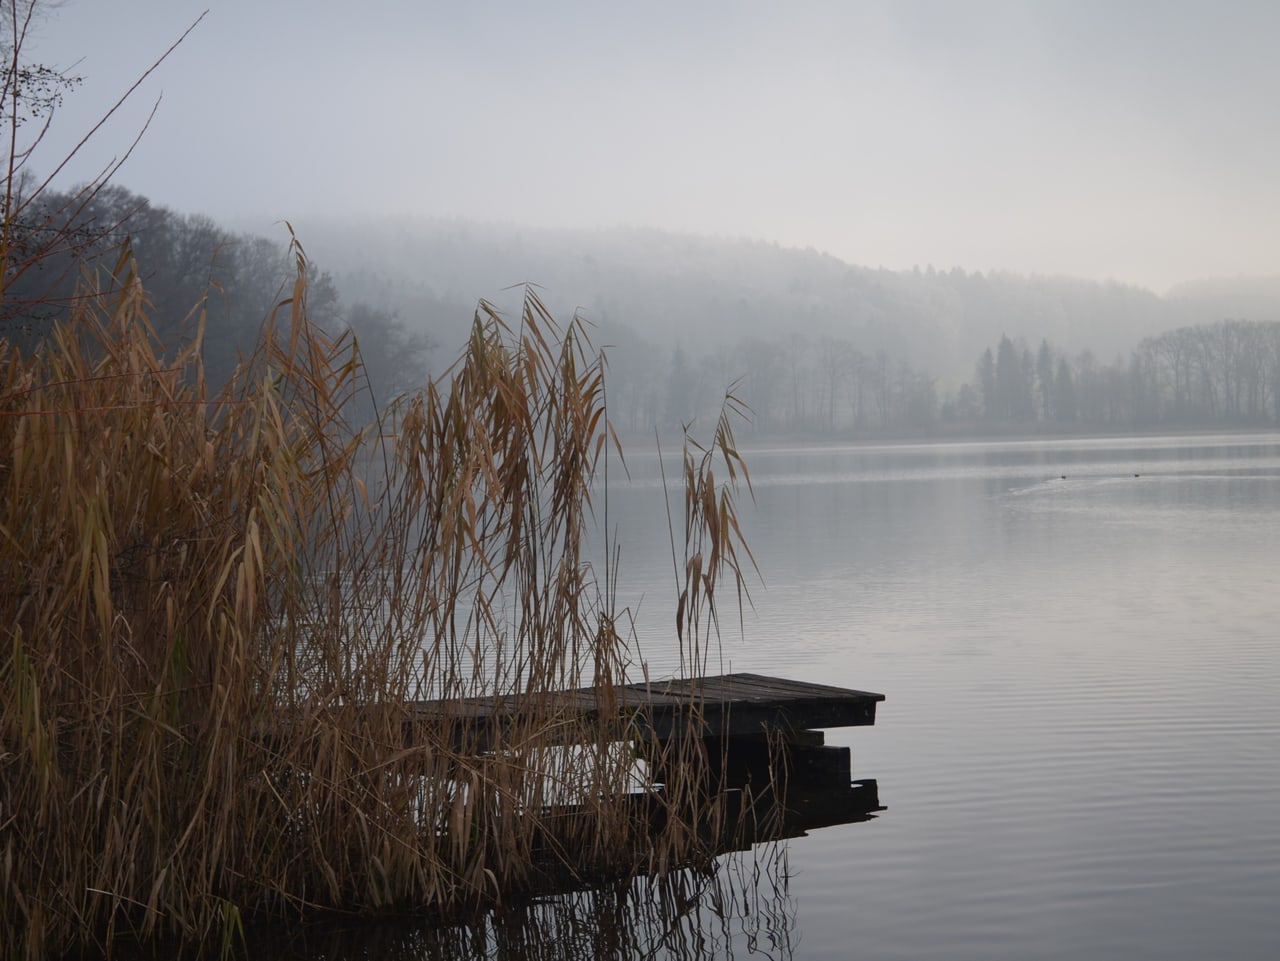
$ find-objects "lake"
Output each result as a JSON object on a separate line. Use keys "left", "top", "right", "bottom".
{"left": 253, "top": 432, "right": 1280, "bottom": 960}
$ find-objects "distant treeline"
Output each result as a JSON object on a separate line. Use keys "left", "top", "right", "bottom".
{"left": 7, "top": 186, "right": 1278, "bottom": 437}
{"left": 602, "top": 321, "right": 1280, "bottom": 438}
{"left": 2, "top": 184, "right": 430, "bottom": 414}
{"left": 960, "top": 322, "right": 1280, "bottom": 433}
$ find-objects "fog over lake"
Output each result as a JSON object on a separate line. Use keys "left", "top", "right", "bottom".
{"left": 9, "top": 1, "right": 1280, "bottom": 956}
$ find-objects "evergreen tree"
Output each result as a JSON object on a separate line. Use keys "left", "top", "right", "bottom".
{"left": 977, "top": 348, "right": 997, "bottom": 421}
{"left": 1036, "top": 339, "right": 1055, "bottom": 421}
{"left": 1053, "top": 356, "right": 1077, "bottom": 425}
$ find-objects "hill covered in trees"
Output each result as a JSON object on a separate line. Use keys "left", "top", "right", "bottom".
{"left": 9, "top": 188, "right": 1278, "bottom": 438}
{"left": 2, "top": 184, "right": 430, "bottom": 417}
{"left": 283, "top": 215, "right": 1280, "bottom": 437}
{"left": 286, "top": 216, "right": 1179, "bottom": 377}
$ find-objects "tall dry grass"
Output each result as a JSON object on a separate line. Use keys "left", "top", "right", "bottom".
{"left": 0, "top": 239, "right": 754, "bottom": 958}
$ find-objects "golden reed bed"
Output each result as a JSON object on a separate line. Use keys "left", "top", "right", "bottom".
{"left": 0, "top": 239, "right": 754, "bottom": 958}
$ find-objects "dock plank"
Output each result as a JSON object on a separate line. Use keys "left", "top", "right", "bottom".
{"left": 400, "top": 673, "right": 884, "bottom": 749}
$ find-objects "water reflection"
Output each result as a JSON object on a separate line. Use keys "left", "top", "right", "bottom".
{"left": 246, "top": 863, "right": 795, "bottom": 961}
{"left": 241, "top": 781, "right": 882, "bottom": 961}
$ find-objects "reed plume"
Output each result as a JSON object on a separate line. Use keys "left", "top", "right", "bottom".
{"left": 0, "top": 237, "right": 753, "bottom": 958}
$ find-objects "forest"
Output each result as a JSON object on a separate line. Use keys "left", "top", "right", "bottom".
{"left": 11, "top": 183, "right": 1276, "bottom": 442}
{"left": 623, "top": 319, "right": 1280, "bottom": 439}
{"left": 2, "top": 183, "right": 431, "bottom": 420}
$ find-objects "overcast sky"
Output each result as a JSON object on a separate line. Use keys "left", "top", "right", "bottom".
{"left": 24, "top": 0, "right": 1280, "bottom": 293}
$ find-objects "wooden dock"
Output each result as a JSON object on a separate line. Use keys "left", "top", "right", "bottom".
{"left": 406, "top": 672, "right": 885, "bottom": 789}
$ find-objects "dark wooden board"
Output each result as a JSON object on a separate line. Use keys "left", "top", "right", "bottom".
{"left": 400, "top": 673, "right": 884, "bottom": 748}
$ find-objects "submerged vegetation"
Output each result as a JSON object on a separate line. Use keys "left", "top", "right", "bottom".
{"left": 0, "top": 235, "right": 756, "bottom": 957}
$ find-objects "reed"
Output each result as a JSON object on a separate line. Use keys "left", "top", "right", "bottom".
{"left": 0, "top": 237, "right": 754, "bottom": 958}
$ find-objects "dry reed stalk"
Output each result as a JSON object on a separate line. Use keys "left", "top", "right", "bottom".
{"left": 0, "top": 238, "right": 754, "bottom": 959}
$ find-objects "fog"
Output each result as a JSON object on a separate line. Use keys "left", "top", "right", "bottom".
{"left": 11, "top": 9, "right": 1280, "bottom": 956}
{"left": 30, "top": 0, "right": 1280, "bottom": 295}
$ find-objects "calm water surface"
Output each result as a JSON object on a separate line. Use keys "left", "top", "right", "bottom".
{"left": 270, "top": 433, "right": 1280, "bottom": 960}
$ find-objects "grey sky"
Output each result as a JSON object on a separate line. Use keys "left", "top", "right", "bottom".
{"left": 26, "top": 0, "right": 1280, "bottom": 293}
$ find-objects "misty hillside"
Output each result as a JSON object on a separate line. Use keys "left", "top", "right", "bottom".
{"left": 281, "top": 216, "right": 1276, "bottom": 385}
{"left": 15, "top": 174, "right": 1276, "bottom": 438}
{"left": 1166, "top": 275, "right": 1280, "bottom": 324}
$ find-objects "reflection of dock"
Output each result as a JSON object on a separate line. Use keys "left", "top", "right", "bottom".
{"left": 240, "top": 781, "right": 871, "bottom": 961}
{"left": 409, "top": 672, "right": 884, "bottom": 787}
{"left": 723, "top": 778, "right": 885, "bottom": 849}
